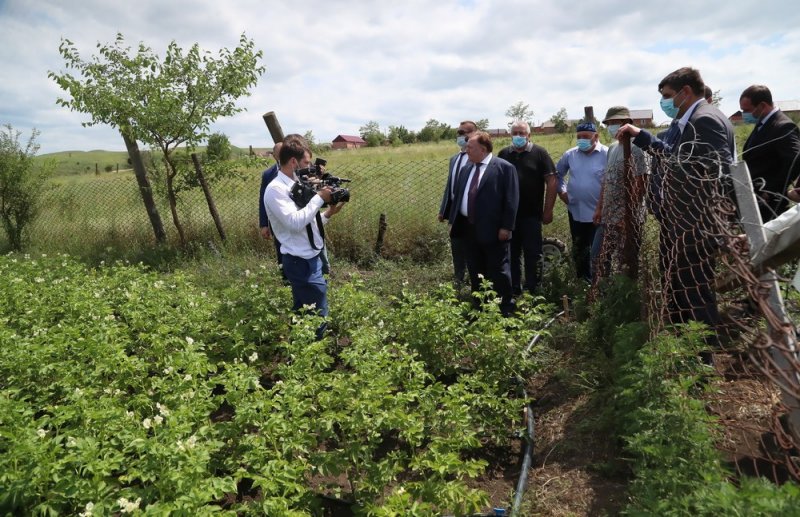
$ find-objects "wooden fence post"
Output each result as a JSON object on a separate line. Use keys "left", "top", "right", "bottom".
{"left": 191, "top": 153, "right": 226, "bottom": 242}
{"left": 263, "top": 111, "right": 285, "bottom": 143}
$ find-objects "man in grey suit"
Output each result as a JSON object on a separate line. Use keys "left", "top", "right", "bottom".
{"left": 740, "top": 84, "right": 800, "bottom": 222}
{"left": 448, "top": 131, "right": 519, "bottom": 316}
{"left": 618, "top": 67, "right": 734, "bottom": 331}
{"left": 439, "top": 120, "right": 478, "bottom": 286}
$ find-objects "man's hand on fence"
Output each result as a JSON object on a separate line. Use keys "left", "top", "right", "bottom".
{"left": 542, "top": 208, "right": 553, "bottom": 225}
{"left": 260, "top": 226, "right": 271, "bottom": 240}
{"left": 617, "top": 124, "right": 641, "bottom": 140}
{"left": 788, "top": 187, "right": 800, "bottom": 203}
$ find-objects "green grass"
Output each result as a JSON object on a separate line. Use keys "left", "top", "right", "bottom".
{"left": 19, "top": 124, "right": 756, "bottom": 263}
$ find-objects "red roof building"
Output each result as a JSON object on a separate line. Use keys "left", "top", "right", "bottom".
{"left": 331, "top": 135, "right": 367, "bottom": 149}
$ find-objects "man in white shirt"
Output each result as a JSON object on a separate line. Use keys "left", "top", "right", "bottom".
{"left": 264, "top": 138, "right": 343, "bottom": 339}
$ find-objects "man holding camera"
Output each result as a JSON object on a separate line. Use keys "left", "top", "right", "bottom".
{"left": 264, "top": 138, "right": 343, "bottom": 339}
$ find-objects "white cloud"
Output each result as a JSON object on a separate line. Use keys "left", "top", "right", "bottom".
{"left": 1, "top": 0, "right": 799, "bottom": 154}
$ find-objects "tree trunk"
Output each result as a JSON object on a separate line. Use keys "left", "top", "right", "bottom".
{"left": 164, "top": 158, "right": 186, "bottom": 247}
{"left": 121, "top": 133, "right": 166, "bottom": 243}
{"left": 191, "top": 153, "right": 226, "bottom": 241}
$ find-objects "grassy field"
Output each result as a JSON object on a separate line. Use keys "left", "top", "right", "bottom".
{"left": 21, "top": 125, "right": 755, "bottom": 263}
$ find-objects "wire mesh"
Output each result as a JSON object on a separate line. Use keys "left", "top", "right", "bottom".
{"left": 592, "top": 132, "right": 800, "bottom": 485}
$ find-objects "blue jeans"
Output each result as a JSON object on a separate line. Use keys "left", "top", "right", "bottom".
{"left": 510, "top": 216, "right": 543, "bottom": 295}
{"left": 282, "top": 253, "right": 328, "bottom": 338}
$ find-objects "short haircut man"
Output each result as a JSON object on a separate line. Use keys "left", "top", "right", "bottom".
{"left": 740, "top": 84, "right": 800, "bottom": 221}
{"left": 498, "top": 119, "right": 557, "bottom": 295}
{"left": 659, "top": 66, "right": 705, "bottom": 96}
{"left": 264, "top": 136, "right": 344, "bottom": 339}
{"left": 439, "top": 120, "right": 479, "bottom": 285}
{"left": 620, "top": 66, "right": 735, "bottom": 336}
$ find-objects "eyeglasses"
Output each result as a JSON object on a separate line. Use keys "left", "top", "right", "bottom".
{"left": 511, "top": 131, "right": 528, "bottom": 136}
{"left": 456, "top": 130, "right": 468, "bottom": 135}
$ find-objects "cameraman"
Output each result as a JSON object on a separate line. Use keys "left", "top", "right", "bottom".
{"left": 264, "top": 138, "right": 343, "bottom": 339}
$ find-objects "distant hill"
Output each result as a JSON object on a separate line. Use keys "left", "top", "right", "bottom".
{"left": 37, "top": 146, "right": 270, "bottom": 177}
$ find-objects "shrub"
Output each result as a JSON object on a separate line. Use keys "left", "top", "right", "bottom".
{"left": 0, "top": 124, "right": 54, "bottom": 250}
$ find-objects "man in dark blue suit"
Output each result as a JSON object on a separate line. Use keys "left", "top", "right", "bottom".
{"left": 438, "top": 120, "right": 477, "bottom": 286}
{"left": 448, "top": 131, "right": 519, "bottom": 316}
{"left": 259, "top": 142, "right": 283, "bottom": 267}
{"left": 619, "top": 67, "right": 735, "bottom": 331}
{"left": 740, "top": 84, "right": 800, "bottom": 222}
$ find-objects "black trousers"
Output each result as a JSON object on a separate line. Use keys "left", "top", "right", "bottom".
{"left": 568, "top": 212, "right": 597, "bottom": 281}
{"left": 659, "top": 229, "right": 720, "bottom": 329}
{"left": 460, "top": 217, "right": 515, "bottom": 316}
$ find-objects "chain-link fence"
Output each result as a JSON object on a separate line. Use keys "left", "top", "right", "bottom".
{"left": 592, "top": 136, "right": 800, "bottom": 485}
{"left": 18, "top": 160, "right": 572, "bottom": 262}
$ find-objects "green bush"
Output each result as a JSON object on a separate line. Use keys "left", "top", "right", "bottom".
{"left": 0, "top": 124, "right": 54, "bottom": 250}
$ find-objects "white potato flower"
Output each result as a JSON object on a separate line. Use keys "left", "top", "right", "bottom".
{"left": 78, "top": 501, "right": 94, "bottom": 517}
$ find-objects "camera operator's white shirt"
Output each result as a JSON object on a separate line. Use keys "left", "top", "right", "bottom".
{"left": 264, "top": 171, "right": 330, "bottom": 259}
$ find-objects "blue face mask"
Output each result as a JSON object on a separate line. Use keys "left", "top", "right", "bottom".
{"left": 456, "top": 135, "right": 468, "bottom": 148}
{"left": 742, "top": 112, "right": 758, "bottom": 124}
{"left": 660, "top": 97, "right": 679, "bottom": 119}
{"left": 577, "top": 138, "right": 593, "bottom": 151}
{"left": 511, "top": 135, "right": 527, "bottom": 148}
{"left": 606, "top": 124, "right": 620, "bottom": 137}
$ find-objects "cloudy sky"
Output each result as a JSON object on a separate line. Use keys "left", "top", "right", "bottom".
{"left": 2, "top": 0, "right": 799, "bottom": 155}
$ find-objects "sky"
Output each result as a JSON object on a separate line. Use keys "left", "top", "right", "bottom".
{"left": 2, "top": 0, "right": 799, "bottom": 155}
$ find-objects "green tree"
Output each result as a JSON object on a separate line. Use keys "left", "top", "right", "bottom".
{"left": 388, "top": 125, "right": 414, "bottom": 145}
{"left": 550, "top": 107, "right": 569, "bottom": 133}
{"left": 0, "top": 125, "right": 54, "bottom": 250}
{"left": 505, "top": 101, "right": 535, "bottom": 128}
{"left": 49, "top": 33, "right": 264, "bottom": 246}
{"left": 476, "top": 118, "right": 490, "bottom": 131}
{"left": 417, "top": 119, "right": 451, "bottom": 143}
{"left": 359, "top": 120, "right": 385, "bottom": 146}
{"left": 205, "top": 132, "right": 231, "bottom": 162}
{"left": 711, "top": 90, "right": 723, "bottom": 108}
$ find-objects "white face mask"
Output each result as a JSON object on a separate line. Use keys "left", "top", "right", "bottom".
{"left": 606, "top": 124, "right": 620, "bottom": 137}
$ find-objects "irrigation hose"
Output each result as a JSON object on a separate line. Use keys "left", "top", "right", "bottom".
{"left": 510, "top": 309, "right": 566, "bottom": 517}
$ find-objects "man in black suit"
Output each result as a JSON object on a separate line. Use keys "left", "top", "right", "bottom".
{"left": 448, "top": 131, "right": 519, "bottom": 316}
{"left": 439, "top": 120, "right": 478, "bottom": 286}
{"left": 740, "top": 84, "right": 800, "bottom": 222}
{"left": 618, "top": 67, "right": 735, "bottom": 330}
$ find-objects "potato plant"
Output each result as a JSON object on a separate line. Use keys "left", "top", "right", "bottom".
{"left": 0, "top": 254, "right": 538, "bottom": 515}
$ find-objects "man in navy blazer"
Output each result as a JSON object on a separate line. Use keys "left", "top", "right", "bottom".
{"left": 448, "top": 131, "right": 519, "bottom": 316}
{"left": 618, "top": 67, "right": 734, "bottom": 332}
{"left": 740, "top": 84, "right": 800, "bottom": 222}
{"left": 438, "top": 120, "right": 477, "bottom": 286}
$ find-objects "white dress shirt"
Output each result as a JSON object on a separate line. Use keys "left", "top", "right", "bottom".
{"left": 264, "top": 171, "right": 330, "bottom": 259}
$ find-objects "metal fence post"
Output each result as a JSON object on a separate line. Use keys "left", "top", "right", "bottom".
{"left": 730, "top": 160, "right": 800, "bottom": 441}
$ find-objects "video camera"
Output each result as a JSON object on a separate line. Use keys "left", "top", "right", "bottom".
{"left": 290, "top": 157, "right": 352, "bottom": 207}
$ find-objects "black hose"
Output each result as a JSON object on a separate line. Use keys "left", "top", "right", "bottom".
{"left": 510, "top": 310, "right": 566, "bottom": 516}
